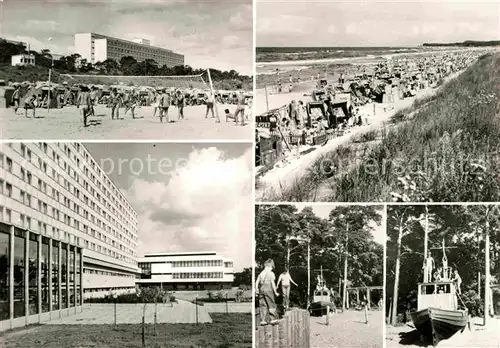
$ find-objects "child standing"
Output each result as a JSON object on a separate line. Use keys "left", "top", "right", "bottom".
{"left": 256, "top": 259, "right": 280, "bottom": 325}
{"left": 277, "top": 269, "right": 298, "bottom": 311}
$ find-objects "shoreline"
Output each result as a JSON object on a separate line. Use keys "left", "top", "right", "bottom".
{"left": 256, "top": 46, "right": 496, "bottom": 73}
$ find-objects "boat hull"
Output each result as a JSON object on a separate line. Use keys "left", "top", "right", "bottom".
{"left": 410, "top": 307, "right": 468, "bottom": 346}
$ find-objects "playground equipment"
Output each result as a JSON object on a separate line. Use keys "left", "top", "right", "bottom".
{"left": 309, "top": 267, "right": 336, "bottom": 316}
{"left": 255, "top": 308, "right": 310, "bottom": 348}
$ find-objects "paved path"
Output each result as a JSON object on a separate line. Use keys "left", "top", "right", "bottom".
{"left": 46, "top": 301, "right": 212, "bottom": 325}
{"left": 310, "top": 310, "right": 383, "bottom": 348}
{"left": 0, "top": 104, "right": 252, "bottom": 141}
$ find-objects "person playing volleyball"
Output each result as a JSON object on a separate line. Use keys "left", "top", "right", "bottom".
{"left": 233, "top": 90, "right": 246, "bottom": 126}
{"left": 76, "top": 86, "right": 92, "bottom": 127}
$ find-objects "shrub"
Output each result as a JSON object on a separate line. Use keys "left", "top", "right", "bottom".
{"left": 461, "top": 290, "right": 483, "bottom": 317}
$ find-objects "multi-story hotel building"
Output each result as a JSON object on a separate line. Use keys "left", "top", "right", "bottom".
{"left": 137, "top": 252, "right": 234, "bottom": 291}
{"left": 0, "top": 142, "right": 139, "bottom": 330}
{"left": 74, "top": 33, "right": 185, "bottom": 67}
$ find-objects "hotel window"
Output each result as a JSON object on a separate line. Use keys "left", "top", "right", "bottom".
{"left": 51, "top": 240, "right": 59, "bottom": 310}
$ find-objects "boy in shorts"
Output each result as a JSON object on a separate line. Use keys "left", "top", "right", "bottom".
{"left": 159, "top": 90, "right": 171, "bottom": 123}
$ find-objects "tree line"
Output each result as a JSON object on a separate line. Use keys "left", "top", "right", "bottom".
{"left": 0, "top": 39, "right": 251, "bottom": 88}
{"left": 255, "top": 205, "right": 383, "bottom": 309}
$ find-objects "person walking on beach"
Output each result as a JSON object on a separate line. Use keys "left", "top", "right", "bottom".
{"left": 24, "top": 94, "right": 37, "bottom": 118}
{"left": 233, "top": 90, "right": 246, "bottom": 126}
{"left": 126, "top": 90, "right": 138, "bottom": 119}
{"left": 89, "top": 86, "right": 98, "bottom": 117}
{"left": 277, "top": 269, "right": 298, "bottom": 311}
{"left": 159, "top": 90, "right": 171, "bottom": 123}
{"left": 206, "top": 91, "right": 215, "bottom": 119}
{"left": 76, "top": 86, "right": 92, "bottom": 127}
{"left": 256, "top": 259, "right": 280, "bottom": 325}
{"left": 110, "top": 89, "right": 122, "bottom": 120}
{"left": 176, "top": 89, "right": 185, "bottom": 121}
{"left": 152, "top": 91, "right": 160, "bottom": 118}
{"left": 423, "top": 251, "right": 435, "bottom": 283}
{"left": 12, "top": 85, "right": 20, "bottom": 114}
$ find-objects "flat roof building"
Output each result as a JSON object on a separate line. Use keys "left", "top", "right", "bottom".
{"left": 74, "top": 33, "right": 184, "bottom": 67}
{"left": 0, "top": 142, "right": 140, "bottom": 330}
{"left": 137, "top": 251, "right": 234, "bottom": 291}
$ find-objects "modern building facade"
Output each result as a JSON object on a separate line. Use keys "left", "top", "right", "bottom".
{"left": 11, "top": 54, "right": 35, "bottom": 67}
{"left": 74, "top": 33, "right": 184, "bottom": 67}
{"left": 0, "top": 142, "right": 140, "bottom": 330}
{"left": 137, "top": 252, "right": 234, "bottom": 290}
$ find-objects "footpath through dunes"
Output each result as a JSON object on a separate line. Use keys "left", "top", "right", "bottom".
{"left": 259, "top": 52, "right": 500, "bottom": 202}
{"left": 0, "top": 104, "right": 252, "bottom": 141}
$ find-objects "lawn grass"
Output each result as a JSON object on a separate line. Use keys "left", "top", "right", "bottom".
{"left": 0, "top": 313, "right": 251, "bottom": 348}
{"left": 273, "top": 53, "right": 500, "bottom": 202}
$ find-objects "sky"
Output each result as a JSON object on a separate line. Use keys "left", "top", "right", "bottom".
{"left": 293, "top": 204, "right": 386, "bottom": 246}
{"left": 0, "top": 0, "right": 253, "bottom": 75}
{"left": 257, "top": 0, "right": 500, "bottom": 47}
{"left": 85, "top": 143, "right": 253, "bottom": 272}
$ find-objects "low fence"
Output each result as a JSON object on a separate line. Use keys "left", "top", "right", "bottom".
{"left": 255, "top": 309, "right": 310, "bottom": 348}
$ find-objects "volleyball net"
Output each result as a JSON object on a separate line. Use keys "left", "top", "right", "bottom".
{"left": 54, "top": 71, "right": 209, "bottom": 90}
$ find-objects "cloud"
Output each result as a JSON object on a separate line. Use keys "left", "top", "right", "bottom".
{"left": 124, "top": 147, "right": 253, "bottom": 270}
{"left": 257, "top": 1, "right": 500, "bottom": 46}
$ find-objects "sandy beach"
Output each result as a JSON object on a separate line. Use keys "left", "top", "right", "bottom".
{"left": 0, "top": 103, "right": 252, "bottom": 140}
{"left": 311, "top": 310, "right": 383, "bottom": 348}
{"left": 255, "top": 70, "right": 459, "bottom": 201}
{"left": 386, "top": 317, "right": 500, "bottom": 348}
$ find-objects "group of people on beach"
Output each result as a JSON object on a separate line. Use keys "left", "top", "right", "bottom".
{"left": 255, "top": 259, "right": 298, "bottom": 326}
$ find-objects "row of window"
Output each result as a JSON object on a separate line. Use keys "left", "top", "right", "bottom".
{"left": 5, "top": 147, "right": 137, "bottom": 246}
{"left": 83, "top": 287, "right": 135, "bottom": 293}
{"left": 172, "top": 272, "right": 224, "bottom": 279}
{"left": 0, "top": 177, "right": 136, "bottom": 260}
{"left": 0, "top": 224, "right": 82, "bottom": 320}
{"left": 138, "top": 260, "right": 235, "bottom": 270}
{"left": 14, "top": 142, "right": 137, "bottom": 232}
{"left": 0, "top": 206, "right": 136, "bottom": 266}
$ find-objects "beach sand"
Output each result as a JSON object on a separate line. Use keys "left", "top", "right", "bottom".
{"left": 255, "top": 71, "right": 461, "bottom": 201}
{"left": 0, "top": 103, "right": 252, "bottom": 141}
{"left": 386, "top": 317, "right": 500, "bottom": 348}
{"left": 310, "top": 310, "right": 383, "bottom": 348}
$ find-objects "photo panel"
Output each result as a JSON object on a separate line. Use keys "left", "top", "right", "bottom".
{"left": 255, "top": 0, "right": 500, "bottom": 203}
{"left": 0, "top": 142, "right": 253, "bottom": 347}
{"left": 0, "top": 0, "right": 253, "bottom": 141}
{"left": 255, "top": 203, "right": 385, "bottom": 348}
{"left": 385, "top": 204, "right": 500, "bottom": 348}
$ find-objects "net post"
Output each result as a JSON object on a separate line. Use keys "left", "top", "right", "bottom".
{"left": 206, "top": 68, "right": 220, "bottom": 123}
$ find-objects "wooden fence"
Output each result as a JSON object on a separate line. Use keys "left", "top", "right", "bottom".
{"left": 255, "top": 309, "right": 310, "bottom": 348}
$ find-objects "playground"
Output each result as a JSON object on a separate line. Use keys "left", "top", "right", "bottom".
{"left": 0, "top": 103, "right": 252, "bottom": 140}
{"left": 386, "top": 205, "right": 500, "bottom": 347}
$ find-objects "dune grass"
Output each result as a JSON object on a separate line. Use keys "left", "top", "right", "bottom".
{"left": 271, "top": 53, "right": 500, "bottom": 202}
